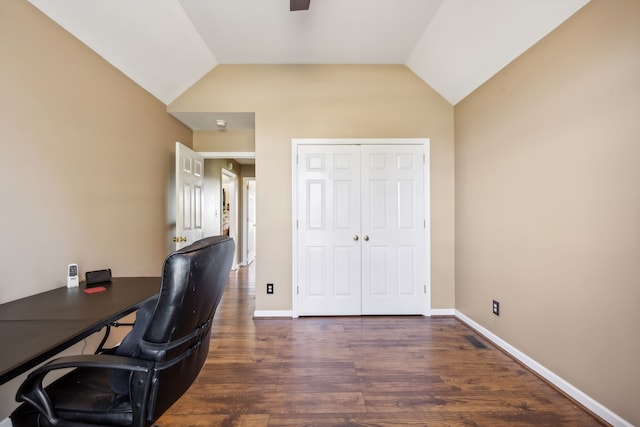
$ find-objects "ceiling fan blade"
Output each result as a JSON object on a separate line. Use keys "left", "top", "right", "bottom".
{"left": 290, "top": 0, "right": 310, "bottom": 11}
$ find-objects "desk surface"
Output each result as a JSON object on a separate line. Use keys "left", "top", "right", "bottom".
{"left": 0, "top": 277, "right": 160, "bottom": 384}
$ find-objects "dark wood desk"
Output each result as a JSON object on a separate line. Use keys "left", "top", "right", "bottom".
{"left": 0, "top": 277, "right": 160, "bottom": 385}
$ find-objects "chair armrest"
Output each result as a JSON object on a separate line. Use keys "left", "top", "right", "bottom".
{"left": 16, "top": 354, "right": 153, "bottom": 425}
{"left": 26, "top": 353, "right": 153, "bottom": 373}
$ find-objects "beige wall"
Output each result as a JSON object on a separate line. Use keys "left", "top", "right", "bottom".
{"left": 240, "top": 164, "right": 256, "bottom": 180}
{"left": 454, "top": 0, "right": 639, "bottom": 424}
{"left": 170, "top": 64, "right": 455, "bottom": 311}
{"left": 194, "top": 129, "right": 256, "bottom": 152}
{"left": 0, "top": 0, "right": 192, "bottom": 305}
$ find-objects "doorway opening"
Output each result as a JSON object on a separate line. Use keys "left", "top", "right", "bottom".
{"left": 243, "top": 177, "right": 256, "bottom": 266}
{"left": 222, "top": 168, "right": 238, "bottom": 269}
{"left": 200, "top": 154, "right": 255, "bottom": 272}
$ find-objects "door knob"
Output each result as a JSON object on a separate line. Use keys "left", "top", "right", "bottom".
{"left": 363, "top": 235, "right": 370, "bottom": 241}
{"left": 353, "top": 235, "right": 359, "bottom": 241}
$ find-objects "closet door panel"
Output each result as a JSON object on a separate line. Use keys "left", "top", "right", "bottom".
{"left": 297, "top": 145, "right": 362, "bottom": 315}
{"left": 361, "top": 145, "right": 426, "bottom": 315}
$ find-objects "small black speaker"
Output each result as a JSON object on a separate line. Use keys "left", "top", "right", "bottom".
{"left": 85, "top": 269, "right": 112, "bottom": 287}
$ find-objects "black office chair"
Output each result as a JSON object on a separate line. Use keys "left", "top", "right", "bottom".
{"left": 11, "top": 236, "right": 235, "bottom": 427}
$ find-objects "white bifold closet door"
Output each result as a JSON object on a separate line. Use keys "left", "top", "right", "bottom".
{"left": 297, "top": 144, "right": 426, "bottom": 316}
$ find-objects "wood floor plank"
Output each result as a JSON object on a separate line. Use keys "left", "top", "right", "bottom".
{"left": 275, "top": 374, "right": 444, "bottom": 394}
{"left": 168, "top": 391, "right": 366, "bottom": 416}
{"left": 156, "top": 263, "right": 605, "bottom": 426}
{"left": 158, "top": 414, "right": 270, "bottom": 427}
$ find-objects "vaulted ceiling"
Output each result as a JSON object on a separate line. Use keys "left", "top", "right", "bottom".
{"left": 28, "top": 0, "right": 589, "bottom": 109}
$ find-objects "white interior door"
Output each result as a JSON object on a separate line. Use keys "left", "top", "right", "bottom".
{"left": 297, "top": 145, "right": 362, "bottom": 315}
{"left": 175, "top": 142, "right": 204, "bottom": 250}
{"left": 361, "top": 145, "right": 426, "bottom": 315}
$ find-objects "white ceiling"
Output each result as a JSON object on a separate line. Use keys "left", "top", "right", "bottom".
{"left": 28, "top": 0, "right": 589, "bottom": 127}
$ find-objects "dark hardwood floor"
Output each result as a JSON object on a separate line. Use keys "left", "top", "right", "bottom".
{"left": 157, "top": 263, "right": 605, "bottom": 426}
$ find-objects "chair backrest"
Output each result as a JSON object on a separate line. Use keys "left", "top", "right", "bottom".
{"left": 138, "top": 235, "right": 234, "bottom": 420}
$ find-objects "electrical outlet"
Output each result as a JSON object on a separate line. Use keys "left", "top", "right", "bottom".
{"left": 492, "top": 300, "right": 500, "bottom": 316}
{"left": 267, "top": 283, "right": 274, "bottom": 294}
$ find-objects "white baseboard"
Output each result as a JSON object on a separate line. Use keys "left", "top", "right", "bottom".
{"left": 255, "top": 309, "right": 456, "bottom": 318}
{"left": 455, "top": 310, "right": 632, "bottom": 427}
{"left": 429, "top": 308, "right": 455, "bottom": 316}
{"left": 253, "top": 310, "right": 293, "bottom": 318}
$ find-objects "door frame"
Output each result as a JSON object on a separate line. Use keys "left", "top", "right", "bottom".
{"left": 242, "top": 177, "right": 256, "bottom": 266}
{"left": 222, "top": 167, "right": 239, "bottom": 269}
{"left": 291, "top": 138, "right": 431, "bottom": 317}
